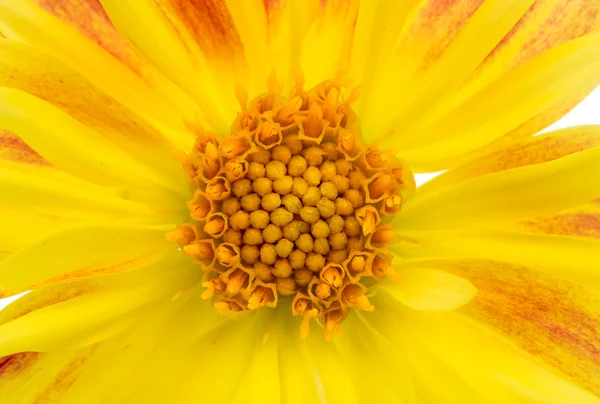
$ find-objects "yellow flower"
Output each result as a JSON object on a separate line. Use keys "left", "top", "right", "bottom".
{"left": 0, "top": 0, "right": 600, "bottom": 402}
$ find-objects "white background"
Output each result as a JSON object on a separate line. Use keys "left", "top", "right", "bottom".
{"left": 0, "top": 88, "right": 599, "bottom": 311}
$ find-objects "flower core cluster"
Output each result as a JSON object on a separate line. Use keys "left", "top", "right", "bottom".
{"left": 171, "top": 80, "right": 413, "bottom": 337}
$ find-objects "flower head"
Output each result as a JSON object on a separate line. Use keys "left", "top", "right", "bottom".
{"left": 1, "top": 1, "right": 600, "bottom": 403}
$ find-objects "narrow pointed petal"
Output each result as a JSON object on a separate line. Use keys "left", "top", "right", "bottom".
{"left": 306, "top": 331, "right": 360, "bottom": 404}
{"left": 0, "top": 254, "right": 196, "bottom": 356}
{"left": 0, "top": 209, "right": 78, "bottom": 264}
{"left": 386, "top": 34, "right": 600, "bottom": 171}
{"left": 0, "top": 39, "right": 191, "bottom": 181}
{"left": 0, "top": 286, "right": 205, "bottom": 403}
{"left": 362, "top": 0, "right": 534, "bottom": 140}
{"left": 0, "top": 164, "right": 161, "bottom": 222}
{"left": 277, "top": 313, "right": 323, "bottom": 404}
{"left": 399, "top": 146, "right": 600, "bottom": 230}
{"left": 395, "top": 230, "right": 600, "bottom": 289}
{"left": 417, "top": 125, "right": 600, "bottom": 199}
{"left": 333, "top": 313, "right": 416, "bottom": 403}
{"left": 0, "top": 224, "right": 174, "bottom": 292}
{"left": 0, "top": 87, "right": 176, "bottom": 191}
{"left": 299, "top": 1, "right": 359, "bottom": 88}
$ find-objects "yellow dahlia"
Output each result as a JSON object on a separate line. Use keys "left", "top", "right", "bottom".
{"left": 1, "top": 0, "right": 600, "bottom": 402}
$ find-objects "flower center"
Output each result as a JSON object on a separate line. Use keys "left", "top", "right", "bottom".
{"left": 170, "top": 80, "right": 413, "bottom": 339}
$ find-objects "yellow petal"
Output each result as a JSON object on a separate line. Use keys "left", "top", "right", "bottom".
{"left": 361, "top": 0, "right": 534, "bottom": 140}
{"left": 306, "top": 329, "right": 360, "bottom": 404}
{"left": 349, "top": 1, "right": 415, "bottom": 110}
{"left": 0, "top": 224, "right": 174, "bottom": 292}
{"left": 0, "top": 208, "right": 78, "bottom": 264}
{"left": 231, "top": 313, "right": 280, "bottom": 404}
{"left": 0, "top": 39, "right": 190, "bottom": 186}
{"left": 0, "top": 349, "right": 92, "bottom": 403}
{"left": 0, "top": 0, "right": 197, "bottom": 149}
{"left": 299, "top": 1, "right": 359, "bottom": 89}
{"left": 395, "top": 229, "right": 600, "bottom": 289}
{"left": 163, "top": 311, "right": 272, "bottom": 403}
{"left": 393, "top": 1, "right": 600, "bottom": 151}
{"left": 111, "top": 298, "right": 224, "bottom": 403}
{"left": 0, "top": 87, "right": 176, "bottom": 192}
{"left": 447, "top": 79, "right": 600, "bottom": 171}
{"left": 417, "top": 125, "right": 600, "bottom": 198}
{"left": 0, "top": 254, "right": 196, "bottom": 356}
{"left": 382, "top": 267, "right": 477, "bottom": 311}
{"left": 0, "top": 284, "right": 203, "bottom": 403}
{"left": 0, "top": 163, "right": 163, "bottom": 222}
{"left": 333, "top": 312, "right": 416, "bottom": 403}
{"left": 363, "top": 304, "right": 485, "bottom": 403}
{"left": 422, "top": 258, "right": 600, "bottom": 396}
{"left": 456, "top": 0, "right": 600, "bottom": 120}
{"left": 384, "top": 34, "right": 600, "bottom": 171}
{"left": 368, "top": 297, "right": 600, "bottom": 403}
{"left": 0, "top": 128, "right": 47, "bottom": 166}
{"left": 223, "top": 0, "right": 271, "bottom": 97}
{"left": 398, "top": 145, "right": 600, "bottom": 230}
{"left": 277, "top": 310, "right": 323, "bottom": 404}
{"left": 99, "top": 0, "right": 239, "bottom": 130}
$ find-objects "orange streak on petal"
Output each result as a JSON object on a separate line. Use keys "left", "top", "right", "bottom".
{"left": 0, "top": 352, "right": 40, "bottom": 379}
{"left": 482, "top": 0, "right": 600, "bottom": 72}
{"left": 31, "top": 0, "right": 145, "bottom": 77}
{"left": 0, "top": 130, "right": 50, "bottom": 166}
{"left": 435, "top": 259, "right": 600, "bottom": 395}
{"left": 520, "top": 200, "right": 600, "bottom": 238}
{"left": 453, "top": 83, "right": 600, "bottom": 169}
{"left": 455, "top": 127, "right": 600, "bottom": 179}
{"left": 396, "top": 0, "right": 485, "bottom": 73}
{"left": 33, "top": 347, "right": 95, "bottom": 402}
{"left": 156, "top": 0, "right": 245, "bottom": 67}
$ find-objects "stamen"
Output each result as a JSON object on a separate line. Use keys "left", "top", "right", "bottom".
{"left": 221, "top": 137, "right": 252, "bottom": 158}
{"left": 247, "top": 285, "right": 276, "bottom": 310}
{"left": 176, "top": 80, "right": 412, "bottom": 338}
{"left": 165, "top": 225, "right": 195, "bottom": 246}
{"left": 183, "top": 241, "right": 215, "bottom": 261}
{"left": 341, "top": 284, "right": 374, "bottom": 312}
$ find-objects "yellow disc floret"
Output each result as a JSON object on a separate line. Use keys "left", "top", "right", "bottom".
{"left": 173, "top": 79, "right": 414, "bottom": 339}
